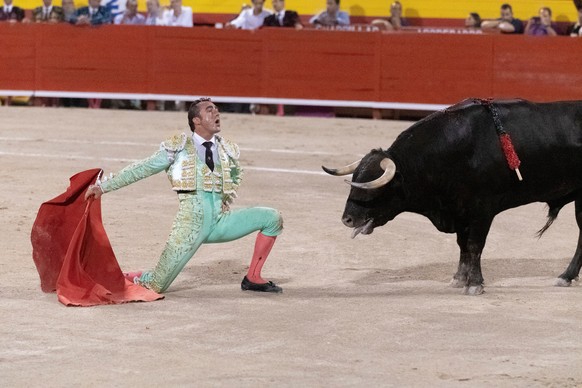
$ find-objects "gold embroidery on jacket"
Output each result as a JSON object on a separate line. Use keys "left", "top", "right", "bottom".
{"left": 165, "top": 134, "right": 242, "bottom": 197}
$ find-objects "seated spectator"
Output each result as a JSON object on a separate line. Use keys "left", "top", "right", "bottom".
{"left": 0, "top": 0, "right": 25, "bottom": 22}
{"left": 569, "top": 5, "right": 582, "bottom": 36}
{"left": 32, "top": 0, "right": 64, "bottom": 23}
{"left": 481, "top": 3, "right": 524, "bottom": 34}
{"left": 226, "top": 0, "right": 271, "bottom": 30}
{"left": 309, "top": 0, "right": 350, "bottom": 27}
{"left": 145, "top": 0, "right": 166, "bottom": 26}
{"left": 62, "top": 0, "right": 76, "bottom": 23}
{"left": 371, "top": 1, "right": 408, "bottom": 31}
{"left": 262, "top": 0, "right": 302, "bottom": 29}
{"left": 71, "top": 0, "right": 113, "bottom": 25}
{"left": 465, "top": 12, "right": 481, "bottom": 29}
{"left": 114, "top": 0, "right": 145, "bottom": 25}
{"left": 525, "top": 7, "right": 558, "bottom": 36}
{"left": 162, "top": 0, "right": 193, "bottom": 27}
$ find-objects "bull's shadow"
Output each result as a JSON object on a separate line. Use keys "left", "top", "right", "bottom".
{"left": 161, "top": 256, "right": 574, "bottom": 298}
{"left": 352, "top": 257, "right": 573, "bottom": 286}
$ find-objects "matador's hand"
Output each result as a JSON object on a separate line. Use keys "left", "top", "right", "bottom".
{"left": 85, "top": 185, "right": 103, "bottom": 201}
{"left": 222, "top": 202, "right": 230, "bottom": 213}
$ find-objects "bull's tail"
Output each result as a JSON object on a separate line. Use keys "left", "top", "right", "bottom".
{"left": 536, "top": 204, "right": 562, "bottom": 238}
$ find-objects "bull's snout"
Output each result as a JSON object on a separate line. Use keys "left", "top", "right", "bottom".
{"left": 342, "top": 215, "right": 354, "bottom": 227}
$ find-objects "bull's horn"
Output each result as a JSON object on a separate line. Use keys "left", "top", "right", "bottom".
{"left": 321, "top": 159, "right": 361, "bottom": 176}
{"left": 345, "top": 158, "right": 396, "bottom": 189}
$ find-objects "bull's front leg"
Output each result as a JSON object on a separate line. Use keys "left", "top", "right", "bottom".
{"left": 451, "top": 230, "right": 470, "bottom": 288}
{"left": 556, "top": 199, "right": 582, "bottom": 286}
{"left": 451, "top": 219, "right": 492, "bottom": 295}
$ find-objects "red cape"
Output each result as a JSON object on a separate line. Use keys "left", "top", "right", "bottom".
{"left": 31, "top": 169, "right": 163, "bottom": 306}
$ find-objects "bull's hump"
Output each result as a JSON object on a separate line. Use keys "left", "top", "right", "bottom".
{"left": 445, "top": 98, "right": 526, "bottom": 114}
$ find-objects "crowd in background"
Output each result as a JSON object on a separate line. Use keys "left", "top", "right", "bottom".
{"left": 2, "top": 0, "right": 581, "bottom": 35}
{"left": 470, "top": 2, "right": 582, "bottom": 36}
{"left": 0, "top": 0, "right": 192, "bottom": 26}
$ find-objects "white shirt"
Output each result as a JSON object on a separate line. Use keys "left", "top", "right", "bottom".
{"left": 309, "top": 10, "right": 350, "bottom": 26}
{"left": 145, "top": 14, "right": 166, "bottom": 26}
{"left": 162, "top": 6, "right": 193, "bottom": 27}
{"left": 276, "top": 9, "right": 285, "bottom": 25}
{"left": 43, "top": 5, "right": 52, "bottom": 17}
{"left": 4, "top": 5, "right": 12, "bottom": 13}
{"left": 230, "top": 8, "right": 272, "bottom": 30}
{"left": 114, "top": 13, "right": 146, "bottom": 25}
{"left": 193, "top": 133, "right": 217, "bottom": 166}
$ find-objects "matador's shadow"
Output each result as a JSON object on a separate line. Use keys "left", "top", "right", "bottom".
{"left": 172, "top": 259, "right": 290, "bottom": 292}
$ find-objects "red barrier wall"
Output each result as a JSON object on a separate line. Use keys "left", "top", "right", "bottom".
{"left": 2, "top": 23, "right": 582, "bottom": 107}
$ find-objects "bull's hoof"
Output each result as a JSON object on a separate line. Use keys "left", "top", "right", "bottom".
{"left": 463, "top": 285, "right": 484, "bottom": 295}
{"left": 554, "top": 278, "right": 572, "bottom": 287}
{"left": 449, "top": 278, "right": 465, "bottom": 288}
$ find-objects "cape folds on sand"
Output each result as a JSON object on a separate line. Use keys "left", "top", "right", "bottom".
{"left": 30, "top": 168, "right": 163, "bottom": 307}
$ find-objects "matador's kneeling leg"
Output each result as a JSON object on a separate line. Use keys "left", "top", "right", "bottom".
{"left": 210, "top": 206, "right": 283, "bottom": 293}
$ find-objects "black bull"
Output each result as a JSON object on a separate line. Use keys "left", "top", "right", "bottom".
{"left": 323, "top": 98, "right": 582, "bottom": 295}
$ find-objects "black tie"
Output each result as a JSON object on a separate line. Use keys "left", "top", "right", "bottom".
{"left": 203, "top": 141, "right": 214, "bottom": 171}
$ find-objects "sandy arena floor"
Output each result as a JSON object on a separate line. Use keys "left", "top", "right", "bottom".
{"left": 1, "top": 106, "right": 581, "bottom": 387}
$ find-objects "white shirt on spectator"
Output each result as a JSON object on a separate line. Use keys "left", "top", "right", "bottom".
{"left": 114, "top": 13, "right": 146, "bottom": 25}
{"left": 230, "top": 8, "right": 272, "bottom": 30}
{"left": 145, "top": 14, "right": 166, "bottom": 25}
{"left": 163, "top": 6, "right": 193, "bottom": 27}
{"left": 309, "top": 10, "right": 350, "bottom": 26}
{"left": 276, "top": 10, "right": 285, "bottom": 25}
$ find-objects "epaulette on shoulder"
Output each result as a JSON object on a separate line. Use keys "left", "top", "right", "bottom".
{"left": 217, "top": 136, "right": 240, "bottom": 159}
{"left": 160, "top": 133, "right": 187, "bottom": 152}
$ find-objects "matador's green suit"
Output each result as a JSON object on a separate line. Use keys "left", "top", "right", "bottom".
{"left": 98, "top": 132, "right": 283, "bottom": 293}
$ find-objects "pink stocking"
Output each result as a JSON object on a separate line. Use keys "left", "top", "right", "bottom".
{"left": 246, "top": 233, "right": 276, "bottom": 284}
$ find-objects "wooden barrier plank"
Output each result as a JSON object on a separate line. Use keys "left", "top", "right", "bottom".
{"left": 0, "top": 24, "right": 581, "bottom": 107}
{"left": 149, "top": 27, "right": 263, "bottom": 96}
{"left": 0, "top": 24, "right": 36, "bottom": 90}
{"left": 492, "top": 35, "right": 582, "bottom": 102}
{"left": 34, "top": 24, "right": 150, "bottom": 93}
{"left": 378, "top": 34, "right": 494, "bottom": 104}
{"left": 260, "top": 28, "right": 379, "bottom": 101}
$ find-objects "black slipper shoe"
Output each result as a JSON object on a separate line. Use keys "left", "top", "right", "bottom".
{"left": 241, "top": 276, "right": 282, "bottom": 293}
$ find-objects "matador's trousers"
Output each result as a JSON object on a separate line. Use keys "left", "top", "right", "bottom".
{"left": 138, "top": 191, "right": 283, "bottom": 292}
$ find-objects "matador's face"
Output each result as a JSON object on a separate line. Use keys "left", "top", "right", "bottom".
{"left": 194, "top": 101, "right": 221, "bottom": 139}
